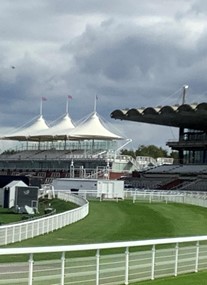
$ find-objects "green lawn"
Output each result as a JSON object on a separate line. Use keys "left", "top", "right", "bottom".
{"left": 7, "top": 200, "right": 207, "bottom": 247}
{"left": 132, "top": 271, "right": 207, "bottom": 285}
{"left": 2, "top": 199, "right": 207, "bottom": 283}
{"left": 0, "top": 198, "right": 77, "bottom": 225}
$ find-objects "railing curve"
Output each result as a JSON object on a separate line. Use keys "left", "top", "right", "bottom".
{"left": 0, "top": 192, "right": 89, "bottom": 246}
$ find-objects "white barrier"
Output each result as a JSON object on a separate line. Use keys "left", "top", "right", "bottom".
{"left": 130, "top": 189, "right": 207, "bottom": 207}
{"left": 1, "top": 190, "right": 207, "bottom": 284}
{"left": 0, "top": 235, "right": 207, "bottom": 284}
{"left": 0, "top": 192, "right": 89, "bottom": 246}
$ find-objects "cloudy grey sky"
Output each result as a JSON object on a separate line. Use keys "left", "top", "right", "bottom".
{"left": 0, "top": 0, "right": 207, "bottom": 151}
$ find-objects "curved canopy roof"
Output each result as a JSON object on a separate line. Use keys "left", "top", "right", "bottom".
{"left": 111, "top": 103, "right": 207, "bottom": 130}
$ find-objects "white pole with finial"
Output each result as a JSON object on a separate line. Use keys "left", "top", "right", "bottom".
{"left": 182, "top": 85, "right": 188, "bottom": 105}
{"left": 67, "top": 95, "right": 72, "bottom": 114}
{"left": 94, "top": 94, "right": 98, "bottom": 113}
{"left": 40, "top": 97, "right": 47, "bottom": 117}
{"left": 40, "top": 98, "right": 43, "bottom": 117}
{"left": 66, "top": 97, "right": 69, "bottom": 115}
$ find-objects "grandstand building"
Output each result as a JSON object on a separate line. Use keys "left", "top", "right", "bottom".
{"left": 3, "top": 97, "right": 207, "bottom": 191}
{"left": 0, "top": 107, "right": 135, "bottom": 185}
{"left": 111, "top": 102, "right": 207, "bottom": 165}
{"left": 111, "top": 102, "right": 207, "bottom": 191}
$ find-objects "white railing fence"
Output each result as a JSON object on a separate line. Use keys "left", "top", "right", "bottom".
{"left": 0, "top": 192, "right": 89, "bottom": 246}
{"left": 2, "top": 190, "right": 207, "bottom": 284}
{"left": 128, "top": 189, "right": 207, "bottom": 208}
{"left": 1, "top": 236, "right": 207, "bottom": 285}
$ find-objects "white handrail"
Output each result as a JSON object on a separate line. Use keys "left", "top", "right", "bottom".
{"left": 0, "top": 192, "right": 89, "bottom": 245}
{"left": 1, "top": 190, "right": 207, "bottom": 285}
{"left": 1, "top": 235, "right": 207, "bottom": 255}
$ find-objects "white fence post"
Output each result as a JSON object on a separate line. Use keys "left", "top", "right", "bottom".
{"left": 96, "top": 249, "right": 100, "bottom": 285}
{"left": 12, "top": 226, "right": 15, "bottom": 243}
{"left": 125, "top": 246, "right": 129, "bottom": 285}
{"left": 28, "top": 253, "right": 34, "bottom": 285}
{"left": 19, "top": 225, "right": 22, "bottom": 242}
{"left": 151, "top": 244, "right": 155, "bottom": 280}
{"left": 195, "top": 241, "right": 199, "bottom": 272}
{"left": 174, "top": 242, "right": 179, "bottom": 276}
{"left": 61, "top": 252, "right": 65, "bottom": 285}
{"left": 4, "top": 227, "right": 7, "bottom": 245}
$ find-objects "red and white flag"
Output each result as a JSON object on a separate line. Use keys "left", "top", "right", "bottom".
{"left": 68, "top": 95, "right": 73, "bottom": 99}
{"left": 42, "top": 96, "right": 47, "bottom": 101}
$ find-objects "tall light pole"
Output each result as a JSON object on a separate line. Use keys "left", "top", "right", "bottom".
{"left": 182, "top": 85, "right": 189, "bottom": 105}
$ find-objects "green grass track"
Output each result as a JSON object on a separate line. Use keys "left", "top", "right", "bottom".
{"left": 2, "top": 200, "right": 207, "bottom": 284}
{"left": 132, "top": 271, "right": 207, "bottom": 285}
{"left": 7, "top": 200, "right": 207, "bottom": 248}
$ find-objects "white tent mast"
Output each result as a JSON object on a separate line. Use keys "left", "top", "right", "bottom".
{"left": 94, "top": 95, "right": 98, "bottom": 113}
{"left": 40, "top": 97, "right": 47, "bottom": 117}
{"left": 66, "top": 95, "right": 72, "bottom": 114}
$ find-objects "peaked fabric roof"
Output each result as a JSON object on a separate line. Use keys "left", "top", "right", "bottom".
{"left": 2, "top": 112, "right": 123, "bottom": 142}
{"left": 69, "top": 112, "right": 123, "bottom": 140}
{"left": 111, "top": 102, "right": 207, "bottom": 131}
{"left": 29, "top": 113, "right": 75, "bottom": 141}
{"left": 51, "top": 113, "right": 75, "bottom": 130}
{"left": 3, "top": 115, "right": 49, "bottom": 141}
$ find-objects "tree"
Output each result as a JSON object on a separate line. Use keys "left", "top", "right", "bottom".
{"left": 135, "top": 145, "right": 168, "bottom": 158}
{"left": 121, "top": 144, "right": 169, "bottom": 159}
{"left": 120, "top": 149, "right": 136, "bottom": 158}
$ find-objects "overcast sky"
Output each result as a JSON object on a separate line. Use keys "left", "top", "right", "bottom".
{"left": 0, "top": 0, "right": 207, "bottom": 151}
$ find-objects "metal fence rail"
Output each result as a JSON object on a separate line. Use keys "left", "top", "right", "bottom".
{"left": 0, "top": 192, "right": 89, "bottom": 246}
{"left": 129, "top": 189, "right": 207, "bottom": 208}
{"left": 1, "top": 236, "right": 207, "bottom": 285}
{"left": 1, "top": 190, "right": 207, "bottom": 284}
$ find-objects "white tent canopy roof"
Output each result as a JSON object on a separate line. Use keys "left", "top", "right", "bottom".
{"left": 2, "top": 112, "right": 124, "bottom": 142}
{"left": 68, "top": 112, "right": 123, "bottom": 140}
{"left": 3, "top": 115, "right": 49, "bottom": 141}
{"left": 51, "top": 113, "right": 75, "bottom": 131}
{"left": 29, "top": 113, "right": 75, "bottom": 140}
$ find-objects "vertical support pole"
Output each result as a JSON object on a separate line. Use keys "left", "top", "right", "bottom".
{"left": 125, "top": 247, "right": 129, "bottom": 285}
{"left": 133, "top": 191, "right": 135, "bottom": 203}
{"left": 28, "top": 253, "right": 34, "bottom": 285}
{"left": 26, "top": 223, "right": 28, "bottom": 239}
{"left": 174, "top": 243, "right": 179, "bottom": 276}
{"left": 42, "top": 220, "right": 45, "bottom": 235}
{"left": 151, "top": 245, "right": 155, "bottom": 280}
{"left": 19, "top": 224, "right": 22, "bottom": 242}
{"left": 96, "top": 249, "right": 100, "bottom": 285}
{"left": 5, "top": 227, "right": 7, "bottom": 245}
{"left": 31, "top": 222, "right": 34, "bottom": 238}
{"left": 37, "top": 221, "right": 39, "bottom": 236}
{"left": 47, "top": 218, "right": 49, "bottom": 233}
{"left": 61, "top": 252, "right": 65, "bottom": 285}
{"left": 195, "top": 241, "right": 199, "bottom": 273}
{"left": 12, "top": 226, "right": 15, "bottom": 243}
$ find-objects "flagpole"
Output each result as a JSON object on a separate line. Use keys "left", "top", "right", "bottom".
{"left": 40, "top": 97, "right": 47, "bottom": 117}
{"left": 66, "top": 97, "right": 69, "bottom": 114}
{"left": 67, "top": 95, "right": 72, "bottom": 114}
{"left": 40, "top": 98, "right": 43, "bottom": 116}
{"left": 94, "top": 95, "right": 97, "bottom": 113}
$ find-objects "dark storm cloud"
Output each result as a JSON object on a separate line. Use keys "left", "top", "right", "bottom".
{"left": 63, "top": 17, "right": 206, "bottom": 110}
{"left": 0, "top": 0, "right": 207, "bottom": 148}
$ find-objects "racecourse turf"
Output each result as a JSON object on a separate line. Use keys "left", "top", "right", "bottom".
{"left": 132, "top": 271, "right": 207, "bottom": 285}
{"left": 3, "top": 199, "right": 207, "bottom": 284}
{"left": 9, "top": 199, "right": 207, "bottom": 247}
